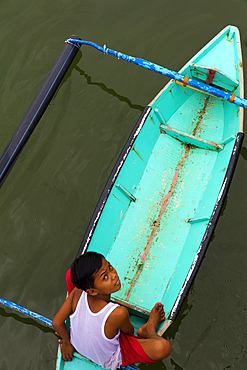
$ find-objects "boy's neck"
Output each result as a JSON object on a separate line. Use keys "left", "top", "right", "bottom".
{"left": 87, "top": 292, "right": 111, "bottom": 312}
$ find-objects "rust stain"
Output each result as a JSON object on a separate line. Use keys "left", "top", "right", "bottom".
{"left": 192, "top": 96, "right": 210, "bottom": 137}
{"left": 178, "top": 84, "right": 190, "bottom": 96}
{"left": 169, "top": 89, "right": 174, "bottom": 99}
{"left": 113, "top": 194, "right": 124, "bottom": 204}
{"left": 132, "top": 145, "right": 144, "bottom": 161}
{"left": 125, "top": 261, "right": 144, "bottom": 301}
{"left": 125, "top": 145, "right": 190, "bottom": 301}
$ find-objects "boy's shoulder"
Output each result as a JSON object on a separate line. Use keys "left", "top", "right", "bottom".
{"left": 108, "top": 305, "right": 129, "bottom": 325}
{"left": 106, "top": 304, "right": 134, "bottom": 337}
{"left": 71, "top": 288, "right": 83, "bottom": 313}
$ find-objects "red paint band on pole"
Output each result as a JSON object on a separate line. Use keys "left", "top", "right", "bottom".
{"left": 183, "top": 76, "right": 189, "bottom": 86}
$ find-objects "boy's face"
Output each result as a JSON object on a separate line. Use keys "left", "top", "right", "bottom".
{"left": 89, "top": 258, "right": 121, "bottom": 296}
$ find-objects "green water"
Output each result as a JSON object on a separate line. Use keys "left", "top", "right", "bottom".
{"left": 0, "top": 0, "right": 247, "bottom": 369}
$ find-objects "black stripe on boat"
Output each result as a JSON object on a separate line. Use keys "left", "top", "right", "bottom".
{"left": 0, "top": 36, "right": 81, "bottom": 189}
{"left": 77, "top": 106, "right": 152, "bottom": 258}
{"left": 169, "top": 131, "right": 244, "bottom": 321}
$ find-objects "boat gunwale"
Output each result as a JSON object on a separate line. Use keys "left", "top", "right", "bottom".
{"left": 235, "top": 26, "right": 244, "bottom": 132}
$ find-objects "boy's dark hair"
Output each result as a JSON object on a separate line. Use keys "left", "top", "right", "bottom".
{"left": 71, "top": 251, "right": 104, "bottom": 291}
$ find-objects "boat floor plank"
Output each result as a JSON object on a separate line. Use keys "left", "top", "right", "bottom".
{"left": 109, "top": 132, "right": 220, "bottom": 315}
{"left": 165, "top": 93, "right": 224, "bottom": 144}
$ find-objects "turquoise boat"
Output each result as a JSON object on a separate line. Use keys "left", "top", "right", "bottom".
{"left": 56, "top": 25, "right": 244, "bottom": 369}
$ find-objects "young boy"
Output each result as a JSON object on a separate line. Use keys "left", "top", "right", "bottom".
{"left": 52, "top": 252, "right": 171, "bottom": 369}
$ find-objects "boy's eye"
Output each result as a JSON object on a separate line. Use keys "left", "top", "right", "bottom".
{"left": 103, "top": 275, "right": 108, "bottom": 280}
{"left": 109, "top": 265, "right": 112, "bottom": 270}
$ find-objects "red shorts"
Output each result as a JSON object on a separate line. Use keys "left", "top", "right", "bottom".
{"left": 119, "top": 332, "right": 157, "bottom": 366}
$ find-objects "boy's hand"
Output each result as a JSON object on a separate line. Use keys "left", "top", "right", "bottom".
{"left": 59, "top": 338, "right": 74, "bottom": 361}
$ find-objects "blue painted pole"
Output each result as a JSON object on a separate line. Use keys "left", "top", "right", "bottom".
{"left": 0, "top": 298, "right": 53, "bottom": 327}
{"left": 66, "top": 38, "right": 247, "bottom": 109}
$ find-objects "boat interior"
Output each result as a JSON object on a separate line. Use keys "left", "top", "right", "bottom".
{"left": 87, "top": 26, "right": 242, "bottom": 324}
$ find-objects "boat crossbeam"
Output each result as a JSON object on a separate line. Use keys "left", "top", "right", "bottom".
{"left": 153, "top": 107, "right": 223, "bottom": 151}
{"left": 187, "top": 216, "right": 210, "bottom": 223}
{"left": 159, "top": 123, "right": 223, "bottom": 151}
{"left": 116, "top": 183, "right": 137, "bottom": 202}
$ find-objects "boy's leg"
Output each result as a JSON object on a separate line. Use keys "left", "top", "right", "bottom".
{"left": 136, "top": 303, "right": 172, "bottom": 361}
{"left": 137, "top": 337, "right": 171, "bottom": 361}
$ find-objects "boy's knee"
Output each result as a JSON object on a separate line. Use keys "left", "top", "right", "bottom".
{"left": 156, "top": 339, "right": 172, "bottom": 360}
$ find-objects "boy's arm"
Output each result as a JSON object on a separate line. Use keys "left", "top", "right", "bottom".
{"left": 106, "top": 306, "right": 134, "bottom": 338}
{"left": 52, "top": 291, "right": 75, "bottom": 361}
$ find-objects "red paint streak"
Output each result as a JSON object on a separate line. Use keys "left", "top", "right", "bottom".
{"left": 125, "top": 261, "right": 143, "bottom": 302}
{"left": 125, "top": 145, "right": 190, "bottom": 301}
{"left": 193, "top": 96, "right": 210, "bottom": 137}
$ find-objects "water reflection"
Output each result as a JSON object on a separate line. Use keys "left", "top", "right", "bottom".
{"left": 240, "top": 146, "right": 247, "bottom": 160}
{"left": 74, "top": 65, "right": 144, "bottom": 112}
{"left": 0, "top": 307, "right": 54, "bottom": 335}
{"left": 165, "top": 295, "right": 193, "bottom": 342}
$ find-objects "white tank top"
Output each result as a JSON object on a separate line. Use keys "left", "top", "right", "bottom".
{"left": 70, "top": 291, "right": 122, "bottom": 370}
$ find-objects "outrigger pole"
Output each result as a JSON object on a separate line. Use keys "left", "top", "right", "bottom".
{"left": 66, "top": 38, "right": 247, "bottom": 109}
{"left": 1, "top": 297, "right": 139, "bottom": 370}
{"left": 0, "top": 36, "right": 81, "bottom": 189}
{"left": 0, "top": 298, "right": 53, "bottom": 328}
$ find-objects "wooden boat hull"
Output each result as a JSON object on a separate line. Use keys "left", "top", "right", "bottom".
{"left": 56, "top": 25, "right": 244, "bottom": 369}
